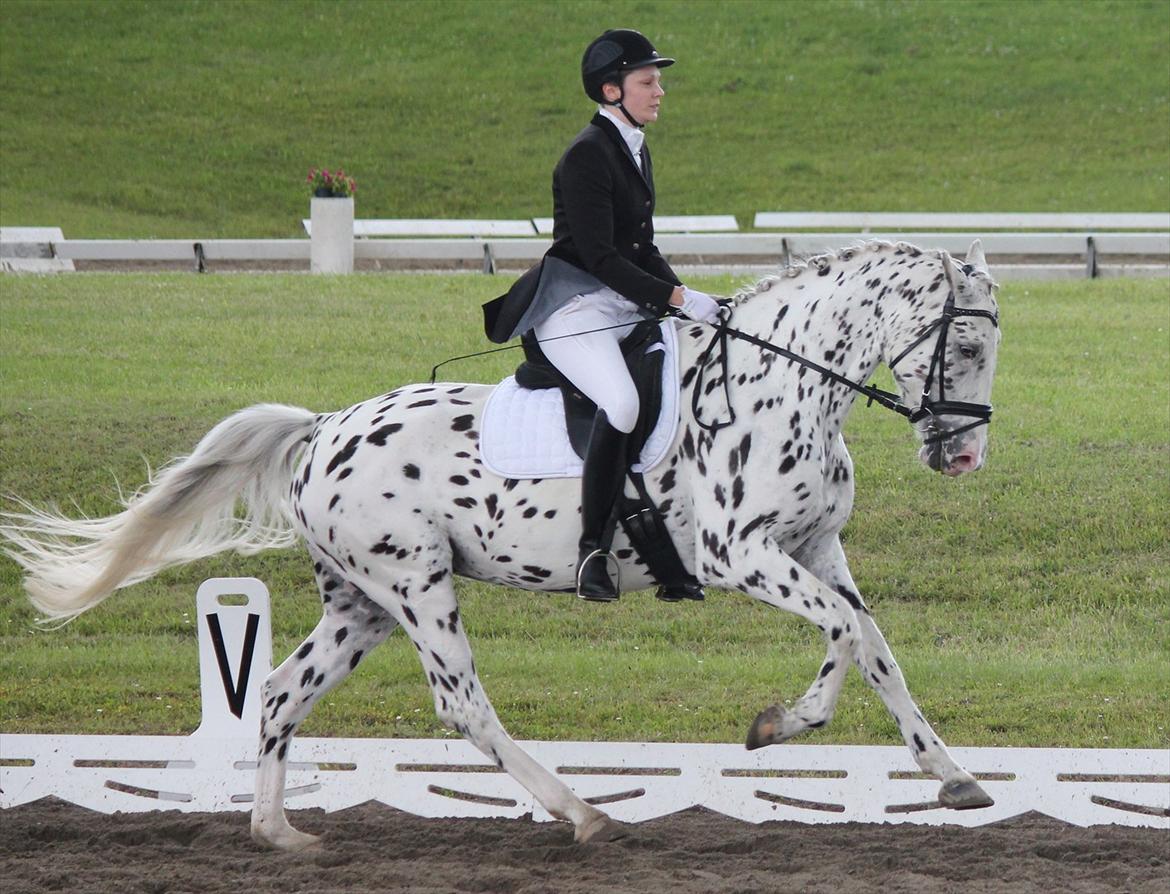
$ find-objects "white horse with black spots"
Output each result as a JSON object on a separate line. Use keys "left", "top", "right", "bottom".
{"left": 2, "top": 239, "right": 1001, "bottom": 850}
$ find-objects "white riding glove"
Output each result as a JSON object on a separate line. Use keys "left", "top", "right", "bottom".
{"left": 679, "top": 287, "right": 722, "bottom": 324}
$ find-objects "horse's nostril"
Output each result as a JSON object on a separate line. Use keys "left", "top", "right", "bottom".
{"left": 950, "top": 453, "right": 978, "bottom": 473}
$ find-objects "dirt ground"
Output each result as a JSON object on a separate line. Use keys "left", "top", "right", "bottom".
{"left": 1, "top": 799, "right": 1166, "bottom": 894}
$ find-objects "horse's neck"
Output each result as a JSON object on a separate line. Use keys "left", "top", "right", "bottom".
{"left": 732, "top": 274, "right": 886, "bottom": 434}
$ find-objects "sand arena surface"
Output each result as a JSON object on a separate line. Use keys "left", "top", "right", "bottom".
{"left": 1, "top": 798, "right": 1166, "bottom": 893}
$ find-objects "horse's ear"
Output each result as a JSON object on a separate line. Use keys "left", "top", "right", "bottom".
{"left": 964, "top": 239, "right": 988, "bottom": 274}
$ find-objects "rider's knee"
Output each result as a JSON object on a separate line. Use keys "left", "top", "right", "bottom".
{"left": 600, "top": 389, "right": 639, "bottom": 434}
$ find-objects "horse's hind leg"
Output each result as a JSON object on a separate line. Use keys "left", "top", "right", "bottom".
{"left": 251, "top": 558, "right": 398, "bottom": 852}
{"left": 365, "top": 565, "right": 624, "bottom": 844}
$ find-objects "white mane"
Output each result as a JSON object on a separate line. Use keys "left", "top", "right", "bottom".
{"left": 729, "top": 239, "right": 996, "bottom": 306}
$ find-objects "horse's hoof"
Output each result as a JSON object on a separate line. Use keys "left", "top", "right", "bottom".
{"left": 575, "top": 813, "right": 629, "bottom": 844}
{"left": 745, "top": 704, "right": 787, "bottom": 750}
{"left": 252, "top": 823, "right": 323, "bottom": 853}
{"left": 939, "top": 778, "right": 995, "bottom": 810}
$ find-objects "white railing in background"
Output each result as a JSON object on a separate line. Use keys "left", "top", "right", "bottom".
{"left": 2, "top": 578, "right": 1167, "bottom": 828}
{"left": 753, "top": 212, "right": 1170, "bottom": 231}
{"left": 3, "top": 213, "right": 1169, "bottom": 278}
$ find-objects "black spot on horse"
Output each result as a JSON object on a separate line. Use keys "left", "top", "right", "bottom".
{"left": 408, "top": 399, "right": 437, "bottom": 409}
{"left": 451, "top": 414, "right": 474, "bottom": 432}
{"left": 326, "top": 435, "right": 361, "bottom": 476}
{"left": 366, "top": 423, "right": 404, "bottom": 446}
{"left": 835, "top": 584, "right": 863, "bottom": 610}
{"left": 403, "top": 464, "right": 421, "bottom": 480}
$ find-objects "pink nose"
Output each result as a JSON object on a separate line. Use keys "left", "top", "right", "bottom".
{"left": 945, "top": 452, "right": 980, "bottom": 476}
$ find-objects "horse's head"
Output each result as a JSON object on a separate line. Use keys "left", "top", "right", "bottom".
{"left": 884, "top": 241, "right": 1001, "bottom": 477}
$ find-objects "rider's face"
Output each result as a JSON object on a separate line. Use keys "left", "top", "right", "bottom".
{"left": 603, "top": 67, "right": 665, "bottom": 124}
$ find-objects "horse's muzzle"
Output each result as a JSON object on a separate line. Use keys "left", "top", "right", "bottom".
{"left": 919, "top": 425, "right": 985, "bottom": 476}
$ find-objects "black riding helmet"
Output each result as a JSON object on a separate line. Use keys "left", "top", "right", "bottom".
{"left": 581, "top": 29, "right": 674, "bottom": 127}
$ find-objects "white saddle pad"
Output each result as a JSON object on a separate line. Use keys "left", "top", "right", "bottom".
{"left": 480, "top": 321, "right": 680, "bottom": 479}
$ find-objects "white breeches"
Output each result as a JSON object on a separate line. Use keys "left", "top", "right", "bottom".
{"left": 532, "top": 287, "right": 645, "bottom": 434}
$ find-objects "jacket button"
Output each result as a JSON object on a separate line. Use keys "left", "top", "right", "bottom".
{"left": 632, "top": 242, "right": 640, "bottom": 250}
{"left": 644, "top": 200, "right": 651, "bottom": 208}
{"left": 640, "top": 221, "right": 647, "bottom": 229}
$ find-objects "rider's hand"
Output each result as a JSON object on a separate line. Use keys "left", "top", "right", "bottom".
{"left": 679, "top": 287, "right": 722, "bottom": 324}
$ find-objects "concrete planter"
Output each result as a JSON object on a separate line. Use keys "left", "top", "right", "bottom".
{"left": 310, "top": 196, "right": 354, "bottom": 274}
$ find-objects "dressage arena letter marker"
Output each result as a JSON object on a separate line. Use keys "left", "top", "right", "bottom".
{"left": 192, "top": 578, "right": 273, "bottom": 739}
{"left": 205, "top": 612, "right": 261, "bottom": 720}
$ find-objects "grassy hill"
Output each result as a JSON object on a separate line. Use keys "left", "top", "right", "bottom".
{"left": 1, "top": 0, "right": 1168, "bottom": 238}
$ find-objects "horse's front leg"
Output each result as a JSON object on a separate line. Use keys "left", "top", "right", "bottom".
{"left": 786, "top": 534, "right": 994, "bottom": 810}
{"left": 701, "top": 530, "right": 860, "bottom": 748}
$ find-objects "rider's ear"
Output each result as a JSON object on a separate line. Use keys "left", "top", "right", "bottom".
{"left": 964, "top": 240, "right": 988, "bottom": 275}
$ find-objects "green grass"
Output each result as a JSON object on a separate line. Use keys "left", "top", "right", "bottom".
{"left": 1, "top": 272, "right": 1167, "bottom": 748}
{"left": 2, "top": 0, "right": 1168, "bottom": 237}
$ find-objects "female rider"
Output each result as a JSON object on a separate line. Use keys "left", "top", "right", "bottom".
{"left": 484, "top": 29, "right": 721, "bottom": 601}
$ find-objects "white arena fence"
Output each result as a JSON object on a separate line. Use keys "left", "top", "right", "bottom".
{"left": 3, "top": 211, "right": 1169, "bottom": 278}
{"left": 1, "top": 578, "right": 1167, "bottom": 828}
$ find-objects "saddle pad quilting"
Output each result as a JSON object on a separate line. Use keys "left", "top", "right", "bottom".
{"left": 479, "top": 321, "right": 680, "bottom": 479}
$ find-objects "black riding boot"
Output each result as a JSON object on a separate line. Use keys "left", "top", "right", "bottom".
{"left": 577, "top": 410, "right": 629, "bottom": 602}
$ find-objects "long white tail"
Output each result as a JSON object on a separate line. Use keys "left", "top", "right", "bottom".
{"left": 1, "top": 404, "right": 317, "bottom": 623}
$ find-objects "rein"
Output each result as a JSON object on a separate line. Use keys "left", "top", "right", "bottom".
{"left": 428, "top": 321, "right": 639, "bottom": 384}
{"left": 693, "top": 255, "right": 999, "bottom": 446}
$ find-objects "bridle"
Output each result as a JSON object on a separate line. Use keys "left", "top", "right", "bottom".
{"left": 692, "top": 253, "right": 999, "bottom": 448}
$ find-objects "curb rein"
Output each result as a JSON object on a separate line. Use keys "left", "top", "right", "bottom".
{"left": 692, "top": 255, "right": 999, "bottom": 447}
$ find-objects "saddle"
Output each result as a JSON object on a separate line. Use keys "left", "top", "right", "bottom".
{"left": 513, "top": 321, "right": 703, "bottom": 603}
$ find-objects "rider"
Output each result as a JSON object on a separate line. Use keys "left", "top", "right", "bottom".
{"left": 484, "top": 29, "right": 721, "bottom": 601}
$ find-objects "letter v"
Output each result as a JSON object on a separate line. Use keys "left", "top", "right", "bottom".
{"left": 205, "top": 612, "right": 261, "bottom": 719}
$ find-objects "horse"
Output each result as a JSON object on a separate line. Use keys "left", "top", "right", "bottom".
{"left": 1, "top": 239, "right": 1002, "bottom": 851}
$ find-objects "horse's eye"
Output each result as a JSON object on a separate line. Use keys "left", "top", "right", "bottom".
{"left": 957, "top": 343, "right": 981, "bottom": 360}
